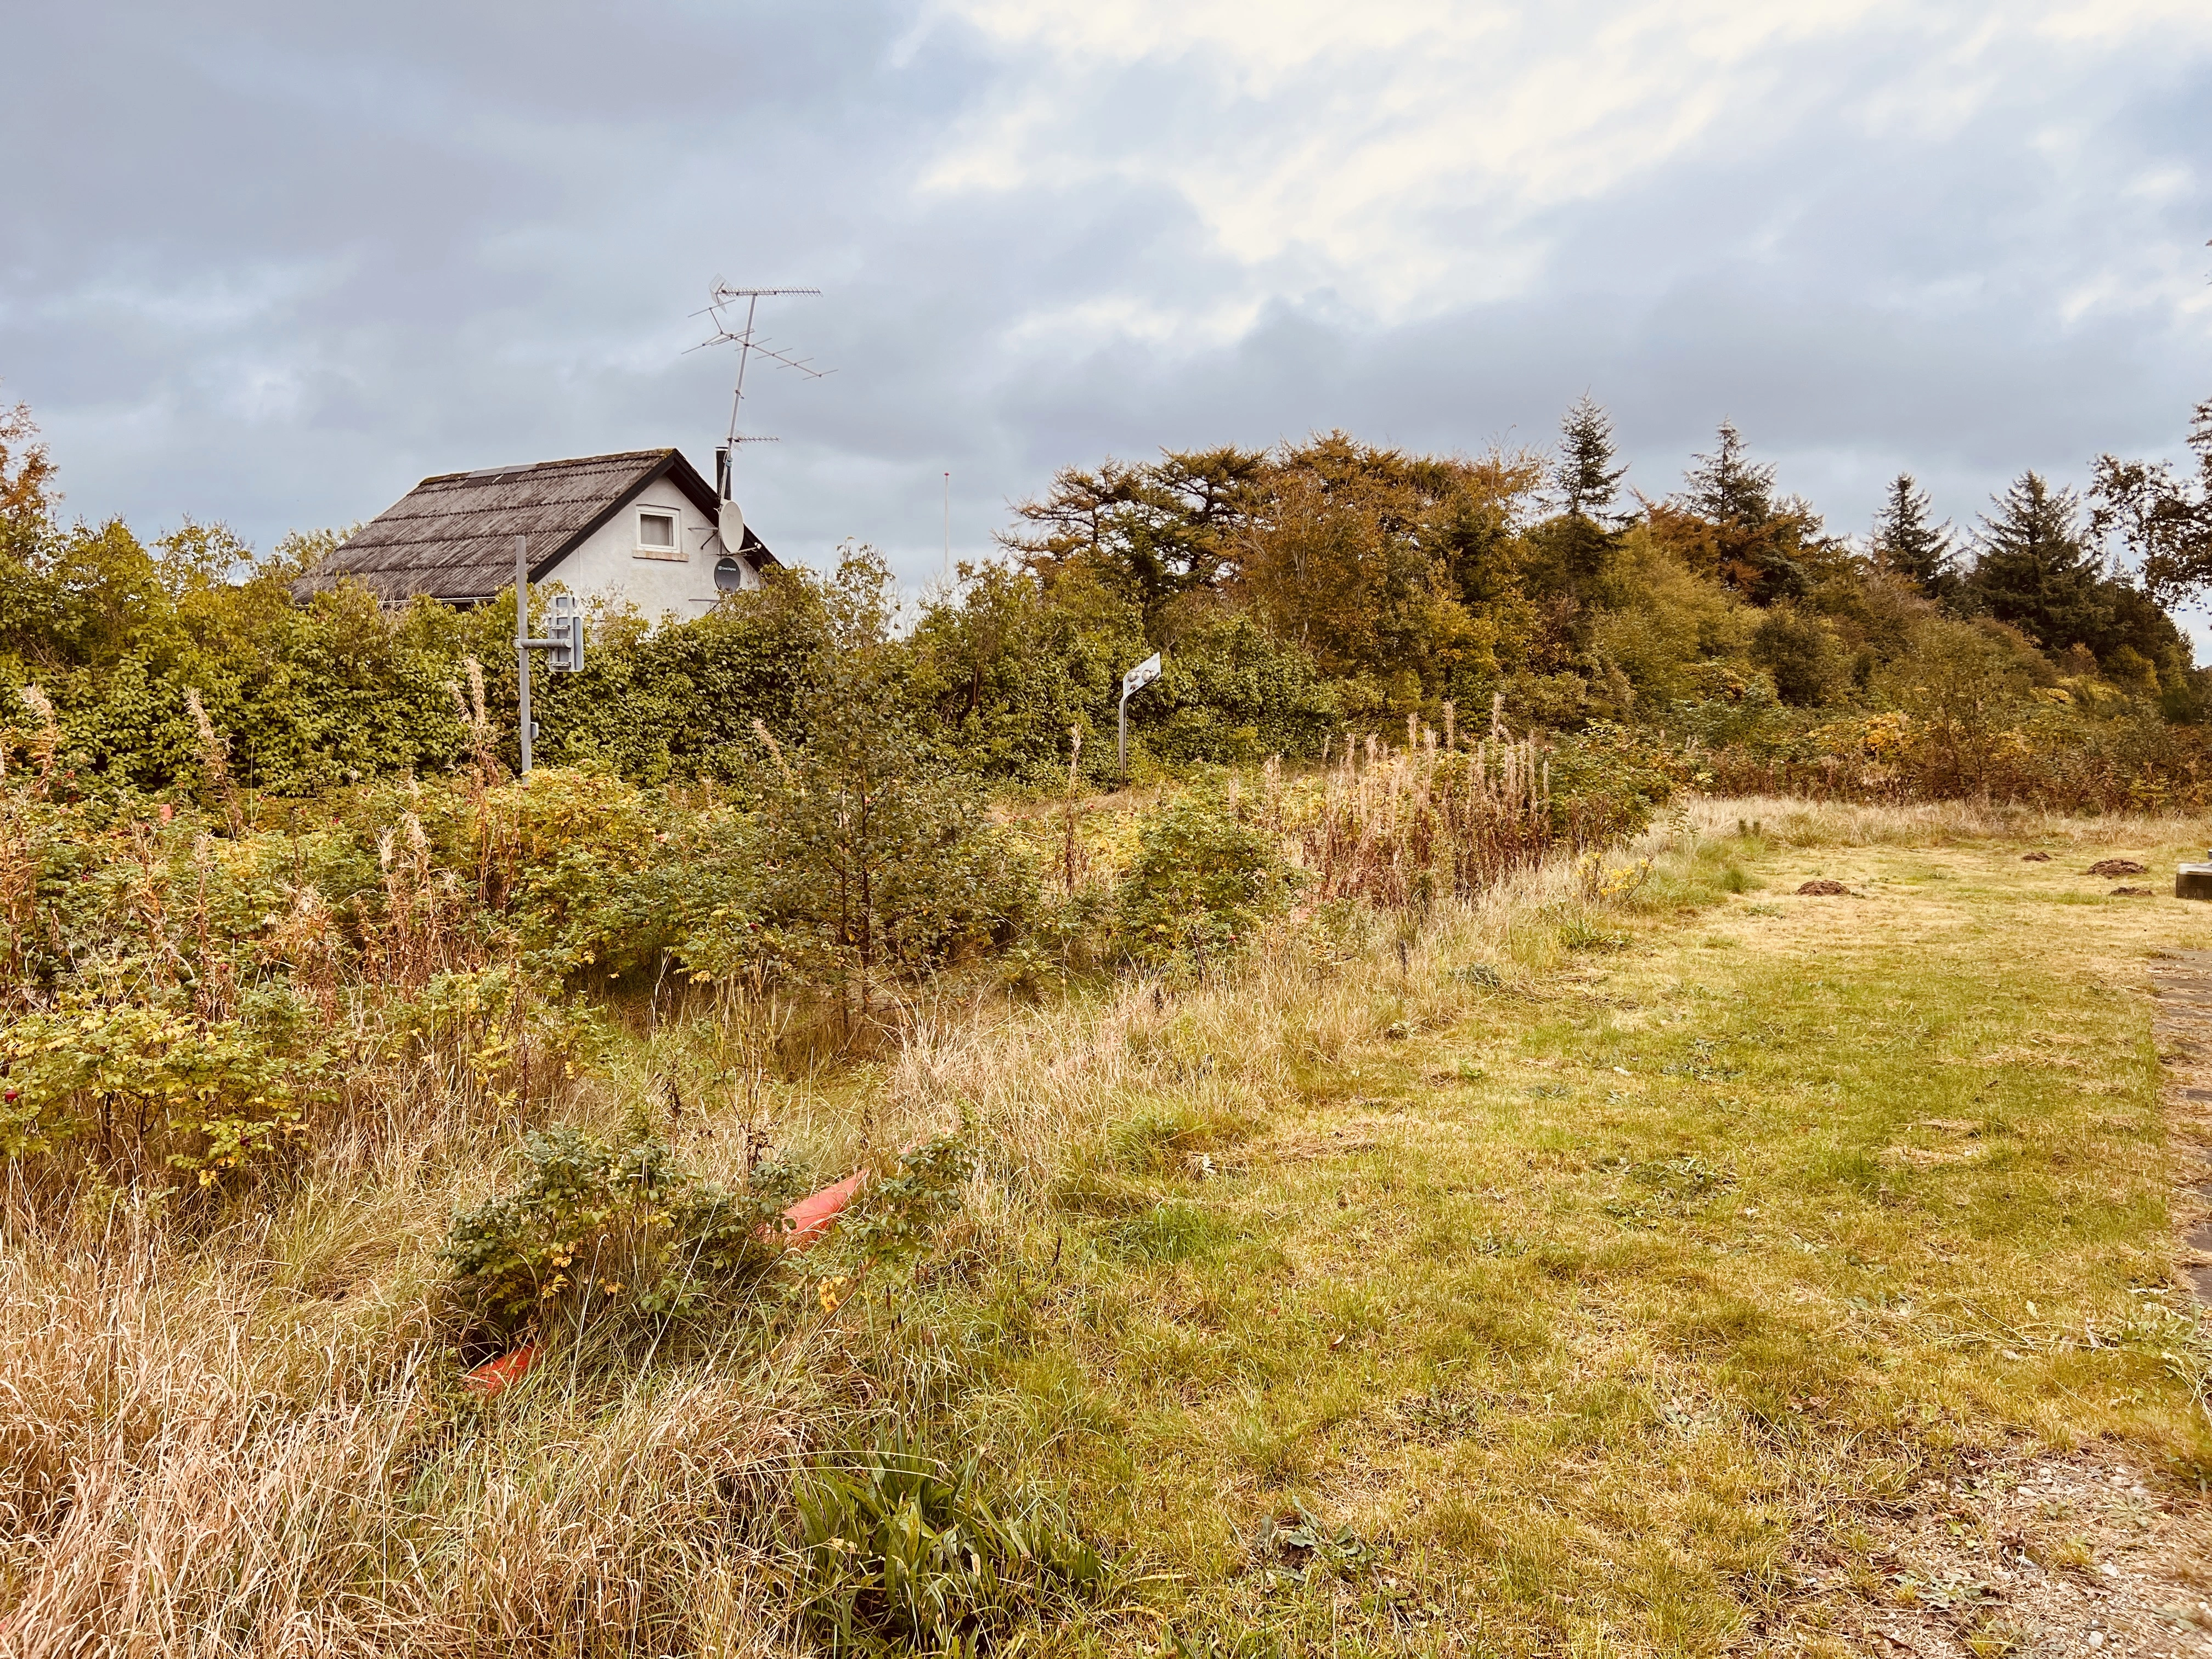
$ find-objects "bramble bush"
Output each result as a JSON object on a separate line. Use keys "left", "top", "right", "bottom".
{"left": 0, "top": 988, "right": 324, "bottom": 1184}
{"left": 1113, "top": 792, "right": 1297, "bottom": 966}
{"left": 439, "top": 1119, "right": 804, "bottom": 1340}
{"left": 439, "top": 1116, "right": 973, "bottom": 1348}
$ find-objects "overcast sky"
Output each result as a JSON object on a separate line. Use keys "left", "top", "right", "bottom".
{"left": 4, "top": 1, "right": 2209, "bottom": 613}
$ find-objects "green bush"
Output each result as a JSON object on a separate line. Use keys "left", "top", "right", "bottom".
{"left": 440, "top": 1120, "right": 803, "bottom": 1340}
{"left": 705, "top": 653, "right": 1040, "bottom": 1003}
{"left": 1749, "top": 607, "right": 1846, "bottom": 707}
{"left": 1113, "top": 794, "right": 1296, "bottom": 966}
{"left": 1143, "top": 609, "right": 1341, "bottom": 764}
{"left": 1544, "top": 723, "right": 1685, "bottom": 845}
{"left": 830, "top": 1132, "right": 969, "bottom": 1272}
{"left": 901, "top": 562, "right": 1144, "bottom": 783}
{"left": 531, "top": 568, "right": 833, "bottom": 781}
{"left": 0, "top": 987, "right": 325, "bottom": 1184}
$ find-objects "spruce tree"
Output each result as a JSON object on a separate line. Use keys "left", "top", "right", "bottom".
{"left": 1554, "top": 394, "right": 1628, "bottom": 522}
{"left": 1679, "top": 420, "right": 1775, "bottom": 527}
{"left": 1871, "top": 472, "right": 1956, "bottom": 600}
{"left": 1966, "top": 472, "right": 2109, "bottom": 653}
{"left": 1671, "top": 421, "right": 1812, "bottom": 602}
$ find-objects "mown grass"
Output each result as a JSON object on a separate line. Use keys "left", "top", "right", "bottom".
{"left": 7, "top": 802, "right": 2210, "bottom": 1655}
{"left": 827, "top": 805, "right": 2212, "bottom": 1654}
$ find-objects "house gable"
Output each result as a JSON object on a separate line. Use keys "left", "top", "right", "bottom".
{"left": 541, "top": 473, "right": 764, "bottom": 616}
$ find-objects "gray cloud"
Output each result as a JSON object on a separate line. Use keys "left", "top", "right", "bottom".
{"left": 4, "top": 0, "right": 2208, "bottom": 633}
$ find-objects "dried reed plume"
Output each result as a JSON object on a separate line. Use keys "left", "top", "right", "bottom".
{"left": 449, "top": 656, "right": 504, "bottom": 783}
{"left": 751, "top": 718, "right": 796, "bottom": 786}
{"left": 1297, "top": 733, "right": 1556, "bottom": 908}
{"left": 183, "top": 687, "right": 247, "bottom": 837}
{"left": 1062, "top": 725, "right": 1085, "bottom": 893}
{"left": 12, "top": 684, "right": 60, "bottom": 795}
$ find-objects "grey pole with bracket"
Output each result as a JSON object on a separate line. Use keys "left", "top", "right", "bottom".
{"left": 514, "top": 533, "right": 585, "bottom": 777}
{"left": 515, "top": 535, "right": 532, "bottom": 776}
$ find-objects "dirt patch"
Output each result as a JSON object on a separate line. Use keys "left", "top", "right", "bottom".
{"left": 1780, "top": 1449, "right": 2212, "bottom": 1657}
{"left": 2024, "top": 853, "right": 2055, "bottom": 863}
{"left": 1798, "top": 879, "right": 1851, "bottom": 896}
{"left": 1883, "top": 1145, "right": 1986, "bottom": 1168}
{"left": 1267, "top": 1127, "right": 1383, "bottom": 1163}
{"left": 2115, "top": 887, "right": 2159, "bottom": 898}
{"left": 2090, "top": 860, "right": 2151, "bottom": 878}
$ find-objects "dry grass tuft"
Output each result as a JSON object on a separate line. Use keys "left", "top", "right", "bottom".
{"left": 1291, "top": 732, "right": 1559, "bottom": 908}
{"left": 0, "top": 1189, "right": 817, "bottom": 1655}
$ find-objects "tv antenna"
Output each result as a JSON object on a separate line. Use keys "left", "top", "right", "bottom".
{"left": 686, "top": 283, "right": 830, "bottom": 550}
{"left": 689, "top": 283, "right": 828, "bottom": 452}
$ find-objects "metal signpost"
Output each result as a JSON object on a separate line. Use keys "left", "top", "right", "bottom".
{"left": 1118, "top": 652, "right": 1161, "bottom": 785}
{"left": 513, "top": 534, "right": 585, "bottom": 777}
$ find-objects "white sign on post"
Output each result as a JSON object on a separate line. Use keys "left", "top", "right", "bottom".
{"left": 1118, "top": 652, "right": 1162, "bottom": 783}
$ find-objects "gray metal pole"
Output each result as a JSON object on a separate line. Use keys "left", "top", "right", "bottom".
{"left": 515, "top": 533, "right": 531, "bottom": 777}
{"left": 1118, "top": 691, "right": 1127, "bottom": 786}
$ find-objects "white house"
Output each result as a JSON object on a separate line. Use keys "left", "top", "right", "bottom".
{"left": 295, "top": 448, "right": 775, "bottom": 615}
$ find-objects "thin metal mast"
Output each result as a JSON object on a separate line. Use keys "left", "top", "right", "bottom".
{"left": 687, "top": 284, "right": 829, "bottom": 488}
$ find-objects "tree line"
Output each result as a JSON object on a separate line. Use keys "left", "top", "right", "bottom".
{"left": 3, "top": 387, "right": 2210, "bottom": 807}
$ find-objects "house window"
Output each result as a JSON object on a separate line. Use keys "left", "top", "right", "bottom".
{"left": 636, "top": 510, "right": 682, "bottom": 559}
{"left": 714, "top": 556, "right": 746, "bottom": 593}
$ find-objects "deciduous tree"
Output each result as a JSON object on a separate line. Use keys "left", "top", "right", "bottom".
{"left": 2090, "top": 397, "right": 2212, "bottom": 603}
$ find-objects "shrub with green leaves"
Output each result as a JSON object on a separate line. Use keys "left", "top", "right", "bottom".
{"left": 1112, "top": 793, "right": 1296, "bottom": 966}
{"left": 440, "top": 1121, "right": 803, "bottom": 1340}
{"left": 712, "top": 652, "right": 1040, "bottom": 1003}
{"left": 1143, "top": 609, "right": 1341, "bottom": 764}
{"left": 0, "top": 986, "right": 326, "bottom": 1184}
{"left": 831, "top": 1132, "right": 968, "bottom": 1271}
{"left": 788, "top": 1436, "right": 1110, "bottom": 1655}
{"left": 1544, "top": 722, "right": 1686, "bottom": 845}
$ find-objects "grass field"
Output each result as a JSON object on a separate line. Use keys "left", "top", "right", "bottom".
{"left": 867, "top": 799, "right": 2212, "bottom": 1655}
{"left": 7, "top": 799, "right": 2212, "bottom": 1656}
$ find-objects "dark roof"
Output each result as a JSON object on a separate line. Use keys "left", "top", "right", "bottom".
{"left": 294, "top": 448, "right": 777, "bottom": 605}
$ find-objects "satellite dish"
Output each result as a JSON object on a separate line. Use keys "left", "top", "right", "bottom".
{"left": 718, "top": 498, "right": 745, "bottom": 554}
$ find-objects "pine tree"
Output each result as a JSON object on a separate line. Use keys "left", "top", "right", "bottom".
{"left": 1870, "top": 473, "right": 1956, "bottom": 599}
{"left": 1554, "top": 394, "right": 1628, "bottom": 522}
{"left": 1966, "top": 472, "right": 2109, "bottom": 653}
{"left": 1679, "top": 421, "right": 1775, "bottom": 527}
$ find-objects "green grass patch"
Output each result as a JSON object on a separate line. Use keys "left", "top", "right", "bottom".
{"left": 864, "top": 830, "right": 2212, "bottom": 1652}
